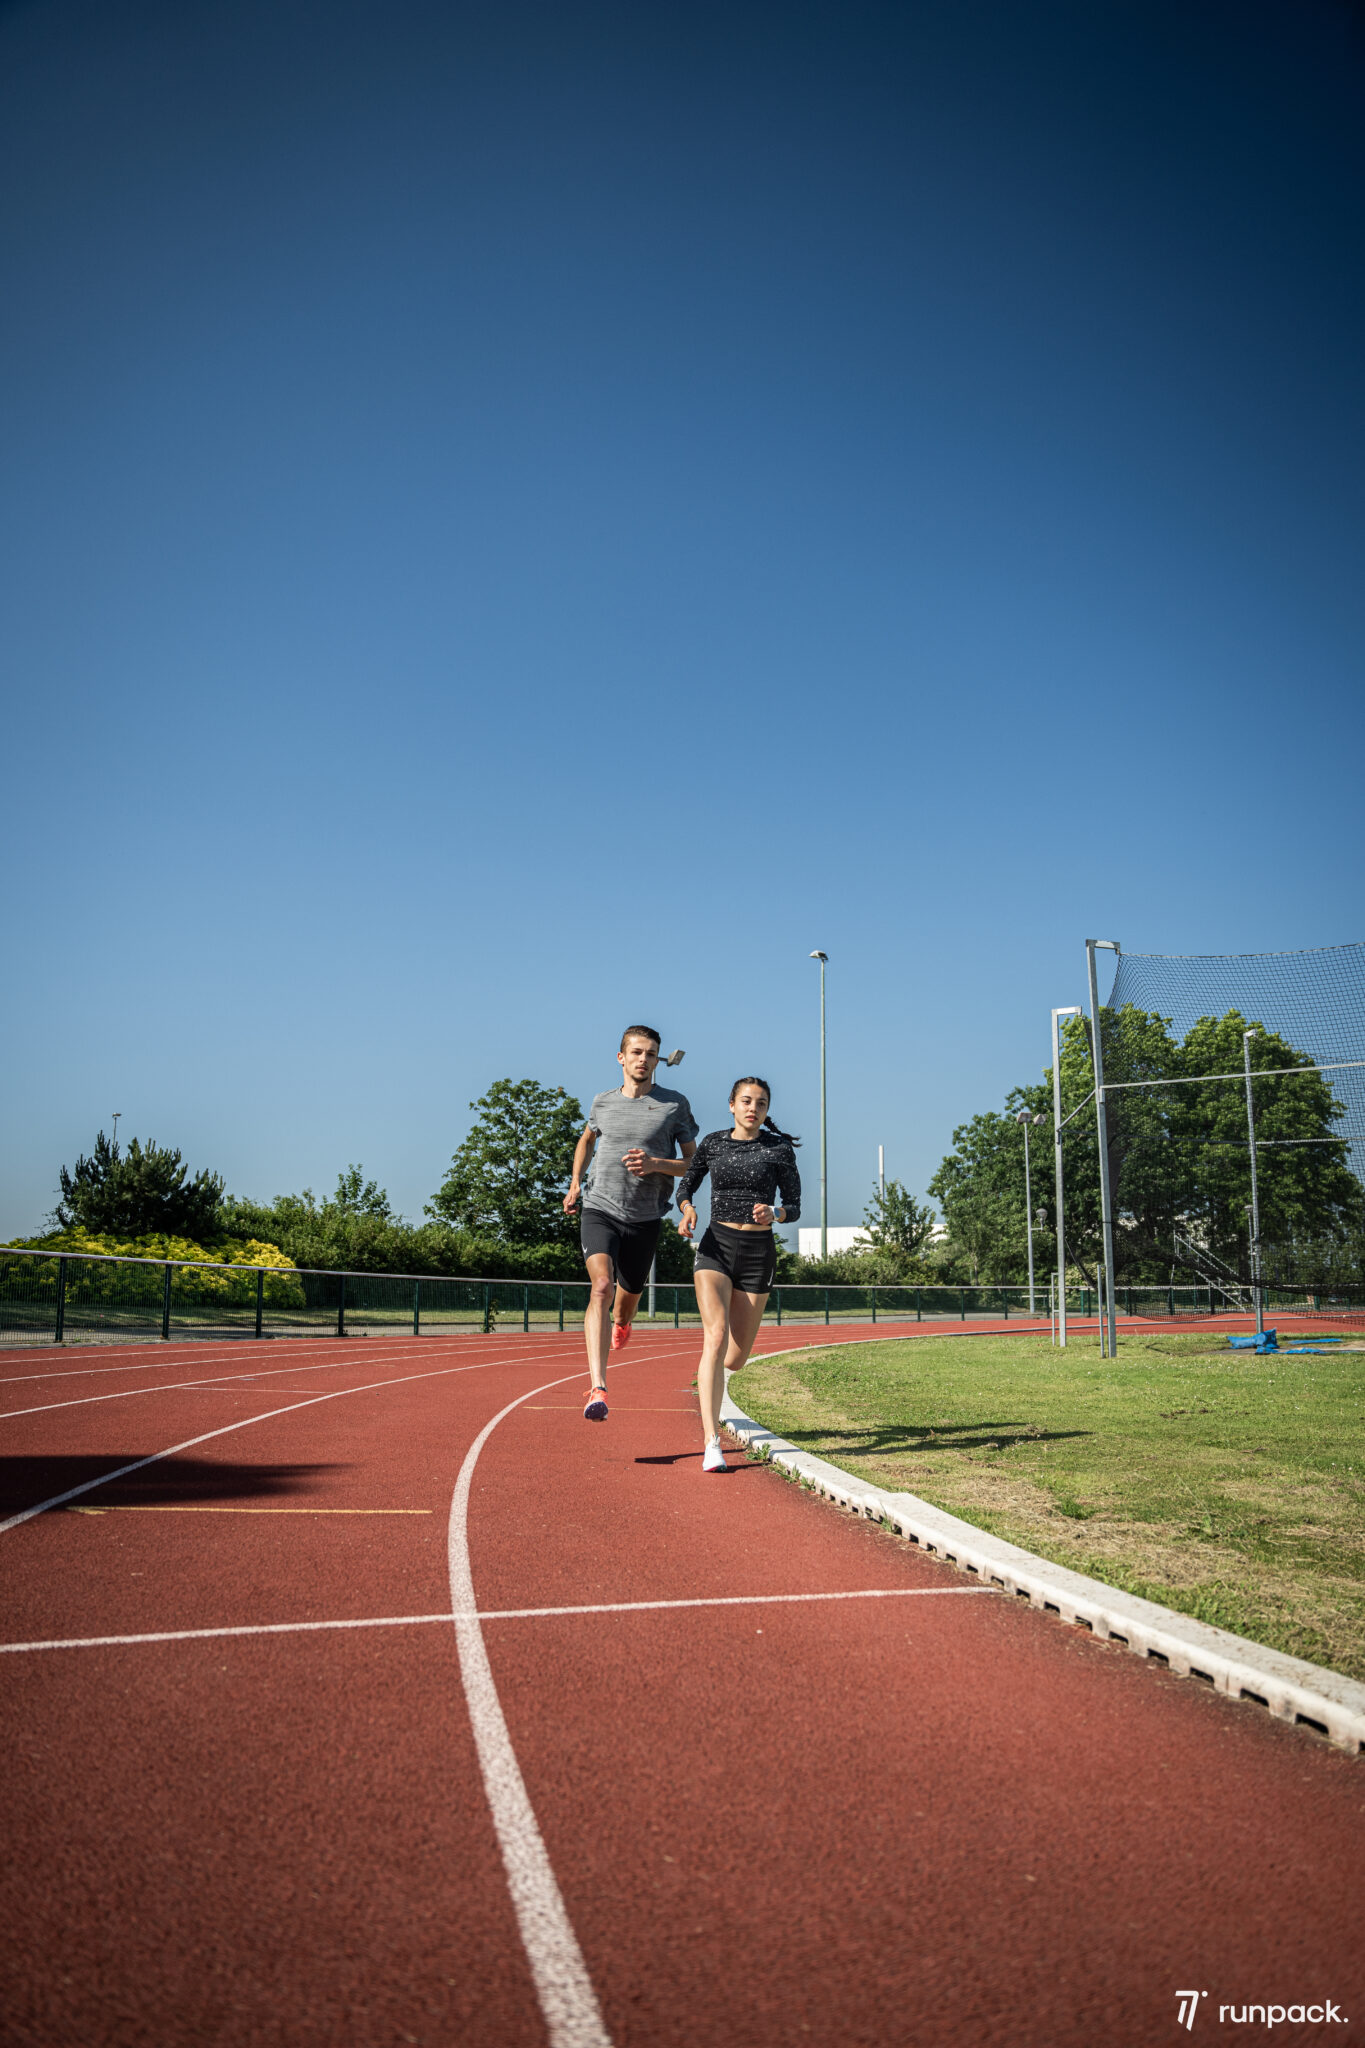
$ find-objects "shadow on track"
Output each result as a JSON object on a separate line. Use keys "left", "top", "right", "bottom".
{"left": 0, "top": 1456, "right": 345, "bottom": 1516}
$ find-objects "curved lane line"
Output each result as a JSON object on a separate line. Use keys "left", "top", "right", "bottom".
{"left": 0, "top": 1347, "right": 551, "bottom": 1535}
{"left": 0, "top": 1329, "right": 575, "bottom": 1388}
{"left": 448, "top": 1373, "right": 614, "bottom": 2048}
{"left": 0, "top": 1334, "right": 554, "bottom": 1419}
{"left": 0, "top": 1585, "right": 987, "bottom": 1655}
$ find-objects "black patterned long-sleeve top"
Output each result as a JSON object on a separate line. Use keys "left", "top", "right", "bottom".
{"left": 676, "top": 1129, "right": 801, "bottom": 1226}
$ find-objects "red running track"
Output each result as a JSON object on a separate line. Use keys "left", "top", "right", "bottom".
{"left": 1, "top": 1325, "right": 1362, "bottom": 2048}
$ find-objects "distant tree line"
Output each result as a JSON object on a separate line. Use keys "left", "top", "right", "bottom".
{"left": 19, "top": 1009, "right": 1352, "bottom": 1288}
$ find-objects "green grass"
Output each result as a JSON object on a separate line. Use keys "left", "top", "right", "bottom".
{"left": 731, "top": 1331, "right": 1365, "bottom": 1682}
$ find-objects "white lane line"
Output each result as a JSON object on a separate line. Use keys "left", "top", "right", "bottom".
{"left": 0, "top": 1330, "right": 576, "bottom": 1388}
{"left": 0, "top": 1586, "right": 987, "bottom": 1654}
{"left": 0, "top": 1347, "right": 559, "bottom": 1535}
{"left": 0, "top": 1334, "right": 561, "bottom": 1418}
{"left": 449, "top": 1373, "right": 614, "bottom": 2048}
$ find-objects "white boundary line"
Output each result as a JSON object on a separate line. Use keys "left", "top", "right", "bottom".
{"left": 720, "top": 1371, "right": 1365, "bottom": 1754}
{"left": 0, "top": 1585, "right": 985, "bottom": 1656}
{"left": 448, "top": 1372, "right": 613, "bottom": 2048}
{"left": 0, "top": 1345, "right": 562, "bottom": 1535}
{"left": 0, "top": 1328, "right": 576, "bottom": 1387}
{"left": 0, "top": 1332, "right": 547, "bottom": 1418}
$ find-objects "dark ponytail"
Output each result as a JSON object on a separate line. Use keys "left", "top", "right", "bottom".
{"left": 729, "top": 1075, "right": 801, "bottom": 1147}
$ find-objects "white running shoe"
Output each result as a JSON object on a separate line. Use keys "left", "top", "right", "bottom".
{"left": 702, "top": 1437, "right": 727, "bottom": 1473}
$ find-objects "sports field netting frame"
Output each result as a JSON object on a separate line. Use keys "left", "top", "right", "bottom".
{"left": 1, "top": 1247, "right": 1362, "bottom": 1346}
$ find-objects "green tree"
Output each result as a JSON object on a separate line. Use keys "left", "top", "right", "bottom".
{"left": 332, "top": 1165, "right": 393, "bottom": 1219}
{"left": 927, "top": 1008, "right": 1364, "bottom": 1285}
{"left": 854, "top": 1178, "right": 937, "bottom": 1277}
{"left": 427, "top": 1079, "right": 585, "bottom": 1245}
{"left": 56, "top": 1131, "right": 225, "bottom": 1239}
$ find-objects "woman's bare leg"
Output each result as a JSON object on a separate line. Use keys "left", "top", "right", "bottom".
{"left": 722, "top": 1288, "right": 769, "bottom": 1378}
{"left": 694, "top": 1268, "right": 734, "bottom": 1443}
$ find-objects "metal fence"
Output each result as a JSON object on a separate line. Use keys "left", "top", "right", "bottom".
{"left": 2, "top": 1246, "right": 1362, "bottom": 1347}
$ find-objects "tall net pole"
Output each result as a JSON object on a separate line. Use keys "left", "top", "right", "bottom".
{"left": 1052, "top": 1006, "right": 1082, "bottom": 1347}
{"left": 1243, "top": 1029, "right": 1264, "bottom": 1334}
{"left": 1086, "top": 940, "right": 1120, "bottom": 1356}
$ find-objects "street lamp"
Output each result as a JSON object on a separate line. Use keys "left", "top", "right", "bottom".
{"left": 647, "top": 1050, "right": 686, "bottom": 1318}
{"left": 1243, "top": 1028, "right": 1263, "bottom": 1336}
{"left": 1052, "top": 1007, "right": 1083, "bottom": 1347}
{"left": 810, "top": 952, "right": 828, "bottom": 1256}
{"left": 1014, "top": 1110, "right": 1047, "bottom": 1315}
{"left": 110, "top": 1111, "right": 122, "bottom": 1151}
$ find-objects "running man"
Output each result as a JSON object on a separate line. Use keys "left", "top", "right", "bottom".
{"left": 564, "top": 1025, "right": 698, "bottom": 1421}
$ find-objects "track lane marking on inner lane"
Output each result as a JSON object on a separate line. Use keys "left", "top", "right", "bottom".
{"left": 0, "top": 1586, "right": 987, "bottom": 1653}
{"left": 0, "top": 1334, "right": 577, "bottom": 1419}
{"left": 0, "top": 1346, "right": 576, "bottom": 1535}
{"left": 0, "top": 1329, "right": 577, "bottom": 1387}
{"left": 448, "top": 1369, "right": 615, "bottom": 2048}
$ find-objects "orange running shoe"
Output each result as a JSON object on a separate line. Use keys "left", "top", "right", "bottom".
{"left": 610, "top": 1319, "right": 633, "bottom": 1351}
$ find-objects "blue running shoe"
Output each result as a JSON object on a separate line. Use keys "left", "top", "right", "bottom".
{"left": 584, "top": 1386, "right": 609, "bottom": 1422}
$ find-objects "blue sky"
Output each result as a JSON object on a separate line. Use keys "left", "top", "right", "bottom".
{"left": 2, "top": 0, "right": 1362, "bottom": 1244}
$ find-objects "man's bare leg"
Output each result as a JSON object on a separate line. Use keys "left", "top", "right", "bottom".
{"left": 584, "top": 1253, "right": 616, "bottom": 1390}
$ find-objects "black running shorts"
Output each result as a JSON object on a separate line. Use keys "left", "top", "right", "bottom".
{"left": 693, "top": 1222, "right": 777, "bottom": 1294}
{"left": 580, "top": 1208, "right": 662, "bottom": 1296}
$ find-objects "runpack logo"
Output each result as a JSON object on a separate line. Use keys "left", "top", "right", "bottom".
{"left": 1175, "top": 1990, "right": 1348, "bottom": 2029}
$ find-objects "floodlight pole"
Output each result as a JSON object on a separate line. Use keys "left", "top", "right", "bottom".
{"left": 811, "top": 952, "right": 828, "bottom": 1257}
{"left": 878, "top": 1144, "right": 885, "bottom": 1202}
{"left": 1244, "top": 1029, "right": 1264, "bottom": 1335}
{"left": 1015, "top": 1111, "right": 1042, "bottom": 1314}
{"left": 1052, "top": 1006, "right": 1083, "bottom": 1347}
{"left": 1086, "top": 940, "right": 1121, "bottom": 1357}
{"left": 647, "top": 1048, "right": 686, "bottom": 1319}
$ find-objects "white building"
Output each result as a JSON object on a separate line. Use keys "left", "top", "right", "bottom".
{"left": 798, "top": 1226, "right": 869, "bottom": 1258}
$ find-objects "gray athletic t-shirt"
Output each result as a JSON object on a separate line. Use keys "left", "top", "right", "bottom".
{"left": 583, "top": 1085, "right": 699, "bottom": 1224}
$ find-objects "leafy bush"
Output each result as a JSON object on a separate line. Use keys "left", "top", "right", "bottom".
{"left": 3, "top": 1230, "right": 304, "bottom": 1306}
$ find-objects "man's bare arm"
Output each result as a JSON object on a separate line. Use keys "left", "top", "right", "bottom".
{"left": 623, "top": 1138, "right": 697, "bottom": 1178}
{"left": 563, "top": 1126, "right": 597, "bottom": 1213}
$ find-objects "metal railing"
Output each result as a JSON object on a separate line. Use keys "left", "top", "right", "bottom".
{"left": 1, "top": 1246, "right": 1362, "bottom": 1346}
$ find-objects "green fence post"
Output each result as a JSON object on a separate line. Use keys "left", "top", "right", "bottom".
{"left": 775, "top": 1287, "right": 781, "bottom": 1326}
{"left": 1168, "top": 1284, "right": 1174, "bottom": 1317}
{"left": 255, "top": 1267, "right": 265, "bottom": 1341}
{"left": 824, "top": 1289, "right": 830, "bottom": 1326}
{"left": 523, "top": 1284, "right": 529, "bottom": 1333}
{"left": 1003, "top": 1291, "right": 1009, "bottom": 1320}
{"left": 558, "top": 1285, "right": 564, "bottom": 1333}
{"left": 54, "top": 1256, "right": 67, "bottom": 1344}
{"left": 673, "top": 1285, "right": 680, "bottom": 1329}
{"left": 960, "top": 1290, "right": 966, "bottom": 1321}
{"left": 871, "top": 1288, "right": 877, "bottom": 1324}
{"left": 413, "top": 1280, "right": 421, "bottom": 1337}
{"left": 338, "top": 1274, "right": 346, "bottom": 1339}
{"left": 161, "top": 1262, "right": 173, "bottom": 1341}
{"left": 916, "top": 1287, "right": 921, "bottom": 1323}
{"left": 482, "top": 1283, "right": 491, "bottom": 1334}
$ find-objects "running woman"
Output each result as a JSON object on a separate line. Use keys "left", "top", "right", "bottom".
{"left": 676, "top": 1078, "right": 801, "bottom": 1471}
{"left": 564, "top": 1026, "right": 698, "bottom": 1421}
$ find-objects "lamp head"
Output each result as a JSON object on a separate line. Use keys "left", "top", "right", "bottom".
{"left": 663, "top": 1049, "right": 685, "bottom": 1067}
{"left": 810, "top": 950, "right": 827, "bottom": 962}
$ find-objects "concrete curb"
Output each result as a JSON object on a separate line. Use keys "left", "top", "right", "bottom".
{"left": 720, "top": 1377, "right": 1365, "bottom": 1755}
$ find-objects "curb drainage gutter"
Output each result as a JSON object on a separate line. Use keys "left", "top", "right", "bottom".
{"left": 720, "top": 1389, "right": 1365, "bottom": 1755}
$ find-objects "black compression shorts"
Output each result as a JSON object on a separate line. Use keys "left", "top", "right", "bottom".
{"left": 693, "top": 1222, "right": 776, "bottom": 1294}
{"left": 580, "top": 1208, "right": 662, "bottom": 1297}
